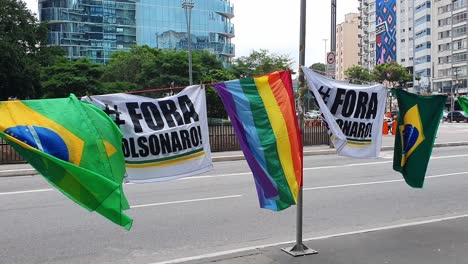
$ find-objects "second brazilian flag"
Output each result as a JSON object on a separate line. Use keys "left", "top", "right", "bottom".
{"left": 393, "top": 89, "right": 446, "bottom": 188}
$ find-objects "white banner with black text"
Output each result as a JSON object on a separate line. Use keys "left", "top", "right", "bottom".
{"left": 302, "top": 67, "right": 387, "bottom": 158}
{"left": 82, "top": 85, "right": 213, "bottom": 182}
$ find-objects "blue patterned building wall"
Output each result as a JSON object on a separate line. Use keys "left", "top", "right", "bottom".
{"left": 376, "top": 0, "right": 397, "bottom": 64}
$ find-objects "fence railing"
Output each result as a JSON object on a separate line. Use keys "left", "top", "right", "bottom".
{"left": 209, "top": 121, "right": 329, "bottom": 152}
{"left": 0, "top": 122, "right": 329, "bottom": 164}
{"left": 0, "top": 138, "right": 24, "bottom": 164}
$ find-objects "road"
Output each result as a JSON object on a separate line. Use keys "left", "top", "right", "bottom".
{"left": 1, "top": 143, "right": 468, "bottom": 264}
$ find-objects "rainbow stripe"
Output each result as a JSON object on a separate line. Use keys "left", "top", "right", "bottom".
{"left": 213, "top": 71, "right": 302, "bottom": 211}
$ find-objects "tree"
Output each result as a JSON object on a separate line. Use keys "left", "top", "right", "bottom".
{"left": 344, "top": 65, "right": 371, "bottom": 84}
{"left": 0, "top": 0, "right": 50, "bottom": 99}
{"left": 371, "top": 62, "right": 412, "bottom": 88}
{"left": 101, "top": 45, "right": 159, "bottom": 89}
{"left": 229, "top": 49, "right": 293, "bottom": 78}
{"left": 202, "top": 69, "right": 236, "bottom": 119}
{"left": 309, "top": 63, "right": 326, "bottom": 75}
{"left": 41, "top": 58, "right": 106, "bottom": 98}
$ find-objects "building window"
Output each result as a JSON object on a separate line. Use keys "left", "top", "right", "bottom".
{"left": 452, "top": 25, "right": 467, "bottom": 38}
{"left": 453, "top": 39, "right": 467, "bottom": 51}
{"left": 452, "top": 12, "right": 467, "bottom": 25}
{"left": 452, "top": 53, "right": 467, "bottom": 63}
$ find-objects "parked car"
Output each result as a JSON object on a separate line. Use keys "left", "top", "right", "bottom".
{"left": 442, "top": 110, "right": 449, "bottom": 121}
{"left": 444, "top": 111, "right": 468, "bottom": 122}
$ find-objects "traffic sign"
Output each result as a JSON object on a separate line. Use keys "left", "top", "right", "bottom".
{"left": 327, "top": 52, "right": 335, "bottom": 65}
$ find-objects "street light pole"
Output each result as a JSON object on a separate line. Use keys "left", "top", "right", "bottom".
{"left": 281, "top": 0, "right": 317, "bottom": 257}
{"left": 182, "top": 0, "right": 194, "bottom": 85}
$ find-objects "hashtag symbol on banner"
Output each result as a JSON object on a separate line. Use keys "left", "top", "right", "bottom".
{"left": 103, "top": 104, "right": 126, "bottom": 127}
{"left": 318, "top": 86, "right": 331, "bottom": 104}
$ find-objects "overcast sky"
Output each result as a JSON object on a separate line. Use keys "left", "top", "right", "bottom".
{"left": 25, "top": 0, "right": 358, "bottom": 71}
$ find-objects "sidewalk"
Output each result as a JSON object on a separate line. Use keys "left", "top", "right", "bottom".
{"left": 2, "top": 133, "right": 468, "bottom": 177}
{"left": 177, "top": 215, "right": 468, "bottom": 264}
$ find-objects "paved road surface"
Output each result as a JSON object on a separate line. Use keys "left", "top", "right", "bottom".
{"left": 1, "top": 141, "right": 468, "bottom": 263}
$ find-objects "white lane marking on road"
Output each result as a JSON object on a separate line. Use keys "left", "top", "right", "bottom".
{"left": 303, "top": 172, "right": 468, "bottom": 191}
{"left": 183, "top": 154, "right": 468, "bottom": 178}
{"left": 178, "top": 172, "right": 252, "bottom": 180}
{"left": 131, "top": 195, "right": 243, "bottom": 208}
{"left": 0, "top": 169, "right": 36, "bottom": 173}
{"left": 0, "top": 189, "right": 53, "bottom": 195}
{"left": 4, "top": 154, "right": 468, "bottom": 195}
{"left": 149, "top": 213, "right": 468, "bottom": 264}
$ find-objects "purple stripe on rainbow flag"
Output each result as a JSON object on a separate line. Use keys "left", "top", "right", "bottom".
{"left": 212, "top": 82, "right": 279, "bottom": 204}
{"left": 213, "top": 70, "right": 302, "bottom": 211}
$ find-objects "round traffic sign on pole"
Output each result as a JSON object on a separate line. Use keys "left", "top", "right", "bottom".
{"left": 327, "top": 52, "right": 335, "bottom": 65}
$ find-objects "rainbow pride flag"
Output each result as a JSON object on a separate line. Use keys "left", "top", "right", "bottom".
{"left": 213, "top": 71, "right": 302, "bottom": 211}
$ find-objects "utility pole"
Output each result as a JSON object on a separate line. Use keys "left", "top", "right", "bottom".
{"left": 281, "top": 0, "right": 317, "bottom": 257}
{"left": 330, "top": 0, "right": 337, "bottom": 79}
{"left": 182, "top": 0, "right": 194, "bottom": 85}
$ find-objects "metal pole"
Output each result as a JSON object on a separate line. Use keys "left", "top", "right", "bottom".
{"left": 281, "top": 0, "right": 317, "bottom": 257}
{"left": 330, "top": 0, "right": 337, "bottom": 79}
{"left": 182, "top": 0, "right": 194, "bottom": 85}
{"left": 323, "top": 38, "right": 328, "bottom": 76}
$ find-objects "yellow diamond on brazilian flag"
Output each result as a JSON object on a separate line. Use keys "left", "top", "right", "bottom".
{"left": 392, "top": 89, "right": 446, "bottom": 188}
{"left": 399, "top": 105, "right": 425, "bottom": 167}
{"left": 0, "top": 95, "right": 132, "bottom": 230}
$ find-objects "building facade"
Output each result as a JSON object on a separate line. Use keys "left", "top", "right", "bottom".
{"left": 432, "top": 0, "right": 468, "bottom": 95}
{"left": 39, "top": 0, "right": 137, "bottom": 64}
{"left": 396, "top": 0, "right": 414, "bottom": 72}
{"left": 412, "top": 0, "right": 432, "bottom": 92}
{"left": 335, "top": 13, "right": 360, "bottom": 80}
{"left": 358, "top": 0, "right": 377, "bottom": 71}
{"left": 39, "top": 0, "right": 235, "bottom": 65}
{"left": 136, "top": 0, "right": 234, "bottom": 66}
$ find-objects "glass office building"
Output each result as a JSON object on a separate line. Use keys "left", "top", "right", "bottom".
{"left": 39, "top": 0, "right": 235, "bottom": 65}
{"left": 39, "top": 0, "right": 137, "bottom": 64}
{"left": 136, "top": 0, "right": 235, "bottom": 65}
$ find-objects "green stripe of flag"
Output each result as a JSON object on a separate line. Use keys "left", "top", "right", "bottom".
{"left": 239, "top": 78, "right": 294, "bottom": 209}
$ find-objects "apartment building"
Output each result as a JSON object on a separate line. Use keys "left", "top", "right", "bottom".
{"left": 396, "top": 0, "right": 414, "bottom": 73}
{"left": 358, "top": 0, "right": 377, "bottom": 71}
{"left": 336, "top": 13, "right": 361, "bottom": 80}
{"left": 432, "top": 0, "right": 468, "bottom": 94}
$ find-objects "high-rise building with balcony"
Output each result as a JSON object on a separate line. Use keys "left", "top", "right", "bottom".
{"left": 412, "top": 0, "right": 432, "bottom": 91}
{"left": 39, "top": 0, "right": 137, "bottom": 64}
{"left": 358, "top": 0, "right": 377, "bottom": 71}
{"left": 432, "top": 0, "right": 467, "bottom": 95}
{"left": 136, "top": 0, "right": 234, "bottom": 66}
{"left": 396, "top": 0, "right": 413, "bottom": 73}
{"left": 39, "top": 0, "right": 235, "bottom": 65}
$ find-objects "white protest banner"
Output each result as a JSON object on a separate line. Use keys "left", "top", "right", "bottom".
{"left": 82, "top": 85, "right": 213, "bottom": 182}
{"left": 302, "top": 67, "right": 387, "bottom": 158}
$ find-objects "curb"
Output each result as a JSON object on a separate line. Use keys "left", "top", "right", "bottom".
{"left": 0, "top": 168, "right": 37, "bottom": 177}
{"left": 212, "top": 141, "right": 468, "bottom": 162}
{"left": 3, "top": 142, "right": 468, "bottom": 177}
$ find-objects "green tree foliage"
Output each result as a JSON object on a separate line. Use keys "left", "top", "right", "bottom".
{"left": 344, "top": 65, "right": 371, "bottom": 84}
{"left": 101, "top": 45, "right": 159, "bottom": 88}
{"left": 309, "top": 63, "right": 326, "bottom": 75}
{"left": 0, "top": 0, "right": 57, "bottom": 99}
{"left": 41, "top": 58, "right": 105, "bottom": 98}
{"left": 202, "top": 69, "right": 236, "bottom": 119}
{"left": 371, "top": 62, "right": 412, "bottom": 88}
{"left": 229, "top": 49, "right": 293, "bottom": 78}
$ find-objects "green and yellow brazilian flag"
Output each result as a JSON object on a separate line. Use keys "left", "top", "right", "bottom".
{"left": 0, "top": 95, "right": 132, "bottom": 230}
{"left": 458, "top": 96, "right": 468, "bottom": 115}
{"left": 392, "top": 89, "right": 446, "bottom": 188}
